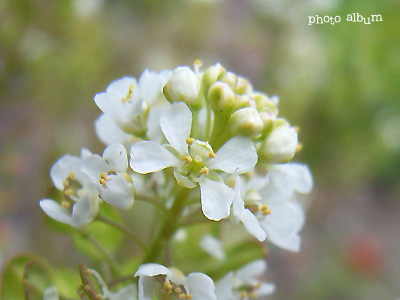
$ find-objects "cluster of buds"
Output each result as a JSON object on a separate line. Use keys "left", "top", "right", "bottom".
{"left": 39, "top": 61, "right": 312, "bottom": 300}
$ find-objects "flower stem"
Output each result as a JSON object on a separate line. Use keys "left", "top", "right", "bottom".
{"left": 141, "top": 187, "right": 189, "bottom": 264}
{"left": 135, "top": 193, "right": 168, "bottom": 212}
{"left": 96, "top": 214, "right": 148, "bottom": 251}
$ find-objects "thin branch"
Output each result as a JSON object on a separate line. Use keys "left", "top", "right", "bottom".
{"left": 96, "top": 214, "right": 148, "bottom": 251}
{"left": 135, "top": 193, "right": 168, "bottom": 212}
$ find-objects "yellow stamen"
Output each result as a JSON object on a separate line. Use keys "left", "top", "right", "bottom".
{"left": 208, "top": 152, "right": 216, "bottom": 158}
{"left": 186, "top": 294, "right": 194, "bottom": 300}
{"left": 100, "top": 172, "right": 108, "bottom": 180}
{"left": 249, "top": 291, "right": 258, "bottom": 298}
{"left": 186, "top": 137, "right": 195, "bottom": 145}
{"left": 164, "top": 281, "right": 173, "bottom": 293}
{"left": 61, "top": 201, "right": 70, "bottom": 209}
{"left": 178, "top": 293, "right": 186, "bottom": 300}
{"left": 128, "top": 84, "right": 135, "bottom": 93}
{"left": 260, "top": 204, "right": 272, "bottom": 215}
{"left": 199, "top": 167, "right": 209, "bottom": 175}
{"left": 194, "top": 59, "right": 203, "bottom": 68}
{"left": 85, "top": 269, "right": 92, "bottom": 275}
{"left": 174, "top": 287, "right": 182, "bottom": 294}
{"left": 99, "top": 179, "right": 107, "bottom": 186}
{"left": 64, "top": 189, "right": 73, "bottom": 197}
{"left": 183, "top": 156, "right": 193, "bottom": 164}
{"left": 296, "top": 143, "right": 303, "bottom": 153}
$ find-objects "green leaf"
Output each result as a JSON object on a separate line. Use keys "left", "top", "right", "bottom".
{"left": 0, "top": 254, "right": 52, "bottom": 300}
{"left": 53, "top": 267, "right": 81, "bottom": 299}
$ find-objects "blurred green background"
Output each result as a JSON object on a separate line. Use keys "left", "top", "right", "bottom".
{"left": 1, "top": 0, "right": 399, "bottom": 299}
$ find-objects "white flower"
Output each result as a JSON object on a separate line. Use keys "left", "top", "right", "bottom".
{"left": 260, "top": 124, "right": 298, "bottom": 163}
{"left": 135, "top": 263, "right": 216, "bottom": 300}
{"left": 231, "top": 163, "right": 312, "bottom": 251}
{"left": 163, "top": 66, "right": 201, "bottom": 106}
{"left": 81, "top": 143, "right": 134, "bottom": 210}
{"left": 39, "top": 149, "right": 99, "bottom": 228}
{"left": 200, "top": 234, "right": 226, "bottom": 260}
{"left": 43, "top": 286, "right": 59, "bottom": 300}
{"left": 130, "top": 102, "right": 258, "bottom": 221}
{"left": 95, "top": 70, "right": 171, "bottom": 144}
{"left": 215, "top": 260, "right": 275, "bottom": 300}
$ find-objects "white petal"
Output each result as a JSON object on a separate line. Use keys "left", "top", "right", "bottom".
{"left": 160, "top": 102, "right": 192, "bottom": 155}
{"left": 271, "top": 163, "right": 313, "bottom": 194}
{"left": 147, "top": 105, "right": 166, "bottom": 143}
{"left": 235, "top": 260, "right": 266, "bottom": 282}
{"left": 103, "top": 143, "right": 128, "bottom": 173}
{"left": 100, "top": 174, "right": 134, "bottom": 209}
{"left": 262, "top": 201, "right": 305, "bottom": 237}
{"left": 95, "top": 114, "right": 132, "bottom": 145}
{"left": 187, "top": 273, "right": 216, "bottom": 300}
{"left": 50, "top": 155, "right": 81, "bottom": 190}
{"left": 200, "top": 234, "right": 226, "bottom": 260}
{"left": 138, "top": 69, "right": 162, "bottom": 104}
{"left": 265, "top": 231, "right": 301, "bottom": 252}
{"left": 70, "top": 192, "right": 96, "bottom": 228}
{"left": 43, "top": 286, "right": 59, "bottom": 300}
{"left": 209, "top": 136, "right": 257, "bottom": 174}
{"left": 215, "top": 272, "right": 234, "bottom": 300}
{"left": 81, "top": 154, "right": 107, "bottom": 184}
{"left": 239, "top": 209, "right": 266, "bottom": 242}
{"left": 39, "top": 199, "right": 71, "bottom": 224}
{"left": 130, "top": 141, "right": 179, "bottom": 174}
{"left": 106, "top": 77, "right": 137, "bottom": 98}
{"left": 94, "top": 92, "right": 127, "bottom": 123}
{"left": 135, "top": 263, "right": 169, "bottom": 277}
{"left": 138, "top": 276, "right": 157, "bottom": 300}
{"left": 257, "top": 283, "right": 275, "bottom": 296}
{"left": 199, "top": 178, "right": 235, "bottom": 221}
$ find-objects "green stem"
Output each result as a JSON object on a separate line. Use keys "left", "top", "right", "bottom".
{"left": 209, "top": 114, "right": 231, "bottom": 151}
{"left": 96, "top": 214, "right": 148, "bottom": 252}
{"left": 135, "top": 193, "right": 168, "bottom": 213}
{"left": 86, "top": 233, "right": 120, "bottom": 275}
{"left": 142, "top": 187, "right": 189, "bottom": 264}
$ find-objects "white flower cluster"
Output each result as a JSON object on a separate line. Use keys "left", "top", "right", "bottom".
{"left": 39, "top": 62, "right": 313, "bottom": 299}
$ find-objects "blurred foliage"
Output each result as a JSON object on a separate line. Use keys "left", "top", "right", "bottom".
{"left": 1, "top": 0, "right": 399, "bottom": 299}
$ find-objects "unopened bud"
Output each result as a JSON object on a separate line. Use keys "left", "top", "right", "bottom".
{"left": 163, "top": 67, "right": 200, "bottom": 106}
{"left": 260, "top": 125, "right": 298, "bottom": 163}
{"left": 233, "top": 94, "right": 255, "bottom": 110}
{"left": 208, "top": 82, "right": 235, "bottom": 113}
{"left": 202, "top": 63, "right": 226, "bottom": 92}
{"left": 235, "top": 77, "right": 252, "bottom": 95}
{"left": 219, "top": 72, "right": 238, "bottom": 90}
{"left": 229, "top": 107, "right": 263, "bottom": 137}
{"left": 253, "top": 92, "right": 278, "bottom": 113}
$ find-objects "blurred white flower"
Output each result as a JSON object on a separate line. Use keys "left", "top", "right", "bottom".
{"left": 200, "top": 234, "right": 226, "bottom": 260}
{"left": 81, "top": 143, "right": 134, "bottom": 209}
{"left": 39, "top": 149, "right": 99, "bottom": 228}
{"left": 135, "top": 263, "right": 216, "bottom": 300}
{"left": 215, "top": 260, "right": 274, "bottom": 300}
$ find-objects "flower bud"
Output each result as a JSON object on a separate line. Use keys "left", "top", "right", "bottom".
{"left": 208, "top": 82, "right": 235, "bottom": 113}
{"left": 253, "top": 92, "right": 278, "bottom": 114}
{"left": 229, "top": 107, "right": 263, "bottom": 137}
{"left": 219, "top": 72, "right": 238, "bottom": 90}
{"left": 235, "top": 77, "right": 253, "bottom": 95}
{"left": 202, "top": 63, "right": 226, "bottom": 92}
{"left": 233, "top": 94, "right": 255, "bottom": 110}
{"left": 163, "top": 67, "right": 200, "bottom": 106}
{"left": 260, "top": 125, "right": 298, "bottom": 163}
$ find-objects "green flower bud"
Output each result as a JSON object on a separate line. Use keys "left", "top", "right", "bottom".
{"left": 235, "top": 77, "right": 253, "bottom": 95}
{"left": 208, "top": 82, "right": 235, "bottom": 113}
{"left": 259, "top": 124, "right": 298, "bottom": 163}
{"left": 253, "top": 92, "right": 278, "bottom": 114}
{"left": 233, "top": 94, "right": 256, "bottom": 110}
{"left": 229, "top": 107, "right": 263, "bottom": 137}
{"left": 163, "top": 67, "right": 200, "bottom": 106}
{"left": 219, "top": 72, "right": 238, "bottom": 90}
{"left": 202, "top": 63, "right": 226, "bottom": 92}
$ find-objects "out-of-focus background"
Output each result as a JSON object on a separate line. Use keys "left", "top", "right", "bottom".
{"left": 1, "top": 0, "right": 399, "bottom": 299}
